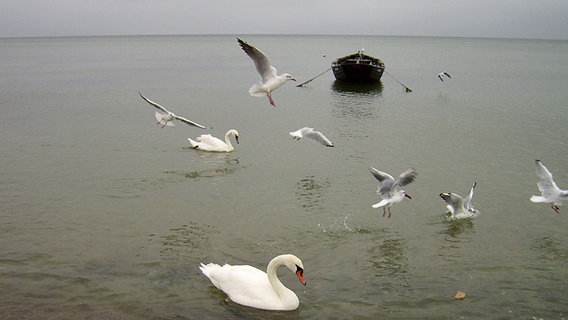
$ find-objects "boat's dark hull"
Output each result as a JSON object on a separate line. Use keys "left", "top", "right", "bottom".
{"left": 332, "top": 52, "right": 385, "bottom": 83}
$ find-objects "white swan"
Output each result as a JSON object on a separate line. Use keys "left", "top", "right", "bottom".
{"left": 200, "top": 254, "right": 306, "bottom": 311}
{"left": 188, "top": 129, "right": 239, "bottom": 152}
{"left": 237, "top": 38, "right": 296, "bottom": 107}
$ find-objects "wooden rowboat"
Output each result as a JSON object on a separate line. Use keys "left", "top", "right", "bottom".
{"left": 332, "top": 50, "right": 385, "bottom": 83}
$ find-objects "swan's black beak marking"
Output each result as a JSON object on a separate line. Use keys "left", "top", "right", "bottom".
{"left": 295, "top": 265, "right": 306, "bottom": 286}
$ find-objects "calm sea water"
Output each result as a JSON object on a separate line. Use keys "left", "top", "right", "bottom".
{"left": 1, "top": 35, "right": 567, "bottom": 319}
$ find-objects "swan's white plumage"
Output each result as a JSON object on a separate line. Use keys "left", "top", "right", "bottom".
{"left": 188, "top": 129, "right": 239, "bottom": 152}
{"left": 200, "top": 254, "right": 306, "bottom": 311}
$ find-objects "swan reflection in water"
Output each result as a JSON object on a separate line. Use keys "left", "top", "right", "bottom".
{"left": 166, "top": 153, "right": 240, "bottom": 179}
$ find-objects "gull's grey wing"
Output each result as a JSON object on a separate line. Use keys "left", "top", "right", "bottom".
{"left": 440, "top": 192, "right": 462, "bottom": 206}
{"left": 139, "top": 92, "right": 170, "bottom": 114}
{"left": 370, "top": 167, "right": 395, "bottom": 196}
{"left": 393, "top": 168, "right": 417, "bottom": 188}
{"left": 304, "top": 129, "right": 334, "bottom": 147}
{"left": 464, "top": 182, "right": 477, "bottom": 209}
{"left": 535, "top": 160, "right": 560, "bottom": 198}
{"left": 173, "top": 115, "right": 207, "bottom": 129}
{"left": 237, "top": 38, "right": 276, "bottom": 84}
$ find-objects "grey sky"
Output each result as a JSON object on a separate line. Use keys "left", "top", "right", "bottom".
{"left": 1, "top": 0, "right": 568, "bottom": 39}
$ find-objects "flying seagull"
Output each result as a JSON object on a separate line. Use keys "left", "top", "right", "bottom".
{"left": 289, "top": 127, "right": 334, "bottom": 147}
{"left": 437, "top": 71, "right": 451, "bottom": 81}
{"left": 369, "top": 167, "right": 417, "bottom": 218}
{"left": 237, "top": 38, "right": 296, "bottom": 107}
{"left": 138, "top": 92, "right": 207, "bottom": 129}
{"left": 530, "top": 159, "right": 568, "bottom": 213}
{"left": 439, "top": 182, "right": 479, "bottom": 219}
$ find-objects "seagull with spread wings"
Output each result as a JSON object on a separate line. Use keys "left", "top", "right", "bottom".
{"left": 237, "top": 38, "right": 296, "bottom": 107}
{"left": 289, "top": 127, "right": 334, "bottom": 147}
{"left": 138, "top": 92, "right": 207, "bottom": 129}
{"left": 369, "top": 167, "right": 417, "bottom": 218}
{"left": 437, "top": 71, "right": 452, "bottom": 81}
{"left": 439, "top": 182, "right": 479, "bottom": 219}
{"left": 530, "top": 160, "right": 568, "bottom": 213}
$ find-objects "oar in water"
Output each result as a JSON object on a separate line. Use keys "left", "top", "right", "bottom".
{"left": 296, "top": 67, "right": 332, "bottom": 87}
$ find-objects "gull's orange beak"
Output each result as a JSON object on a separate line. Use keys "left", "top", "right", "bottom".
{"left": 295, "top": 266, "right": 306, "bottom": 286}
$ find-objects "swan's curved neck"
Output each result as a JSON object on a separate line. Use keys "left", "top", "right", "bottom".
{"left": 266, "top": 256, "right": 291, "bottom": 298}
{"left": 224, "top": 132, "right": 234, "bottom": 151}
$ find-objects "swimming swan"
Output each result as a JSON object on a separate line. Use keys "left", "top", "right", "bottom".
{"left": 188, "top": 129, "right": 239, "bottom": 152}
{"left": 199, "top": 254, "right": 306, "bottom": 311}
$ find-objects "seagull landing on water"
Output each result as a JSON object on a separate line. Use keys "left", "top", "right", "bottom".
{"left": 530, "top": 160, "right": 568, "bottom": 213}
{"left": 289, "top": 127, "right": 334, "bottom": 147}
{"left": 237, "top": 38, "right": 296, "bottom": 107}
{"left": 369, "top": 167, "right": 417, "bottom": 218}
{"left": 437, "top": 71, "right": 451, "bottom": 81}
{"left": 439, "top": 182, "right": 479, "bottom": 219}
{"left": 138, "top": 92, "right": 207, "bottom": 129}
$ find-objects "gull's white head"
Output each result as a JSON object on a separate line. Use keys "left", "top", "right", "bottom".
{"left": 439, "top": 192, "right": 458, "bottom": 204}
{"left": 439, "top": 192, "right": 462, "bottom": 214}
{"left": 283, "top": 73, "right": 296, "bottom": 81}
{"left": 394, "top": 189, "right": 411, "bottom": 201}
